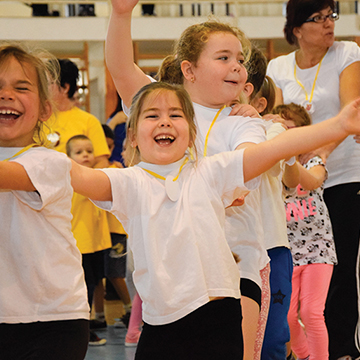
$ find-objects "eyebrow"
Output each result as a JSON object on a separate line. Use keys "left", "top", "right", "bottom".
{"left": 215, "top": 49, "right": 244, "bottom": 57}
{"left": 143, "top": 107, "right": 184, "bottom": 112}
{"left": 15, "top": 79, "right": 34, "bottom": 86}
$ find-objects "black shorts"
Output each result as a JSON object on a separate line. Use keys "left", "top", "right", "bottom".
{"left": 135, "top": 297, "right": 243, "bottom": 360}
{"left": 0, "top": 319, "right": 89, "bottom": 360}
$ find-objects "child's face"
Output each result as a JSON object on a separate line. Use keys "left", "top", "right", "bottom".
{"left": 0, "top": 57, "right": 47, "bottom": 147}
{"left": 69, "top": 139, "right": 95, "bottom": 168}
{"left": 132, "top": 90, "right": 191, "bottom": 165}
{"left": 189, "top": 32, "right": 248, "bottom": 108}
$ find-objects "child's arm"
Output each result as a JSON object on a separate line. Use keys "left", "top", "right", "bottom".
{"left": 70, "top": 160, "right": 113, "bottom": 201}
{"left": 105, "top": 0, "right": 151, "bottom": 108}
{"left": 297, "top": 161, "right": 326, "bottom": 191}
{"left": 0, "top": 162, "right": 35, "bottom": 191}
{"left": 282, "top": 163, "right": 299, "bottom": 189}
{"left": 243, "top": 98, "right": 360, "bottom": 183}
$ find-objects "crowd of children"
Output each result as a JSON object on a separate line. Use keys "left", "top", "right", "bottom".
{"left": 1, "top": 0, "right": 360, "bottom": 359}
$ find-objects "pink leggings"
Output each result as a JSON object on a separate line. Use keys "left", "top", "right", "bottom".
{"left": 254, "top": 263, "right": 271, "bottom": 360}
{"left": 126, "top": 292, "right": 143, "bottom": 337}
{"left": 288, "top": 263, "right": 333, "bottom": 360}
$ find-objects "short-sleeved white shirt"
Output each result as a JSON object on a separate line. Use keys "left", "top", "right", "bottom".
{"left": 94, "top": 150, "right": 258, "bottom": 325}
{"left": 124, "top": 98, "right": 268, "bottom": 287}
{"left": 0, "top": 147, "right": 89, "bottom": 324}
{"left": 267, "top": 41, "right": 360, "bottom": 188}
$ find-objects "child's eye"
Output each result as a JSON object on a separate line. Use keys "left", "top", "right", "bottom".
{"left": 16, "top": 87, "right": 29, "bottom": 91}
{"left": 238, "top": 59, "right": 245, "bottom": 65}
{"left": 145, "top": 114, "right": 158, "bottom": 119}
{"left": 219, "top": 56, "right": 228, "bottom": 61}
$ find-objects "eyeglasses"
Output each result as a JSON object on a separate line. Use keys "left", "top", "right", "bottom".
{"left": 304, "top": 12, "right": 339, "bottom": 23}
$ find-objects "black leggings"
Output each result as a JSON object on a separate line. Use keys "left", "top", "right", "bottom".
{"left": 324, "top": 182, "right": 360, "bottom": 359}
{"left": 135, "top": 297, "right": 243, "bottom": 360}
{"left": 0, "top": 319, "right": 89, "bottom": 360}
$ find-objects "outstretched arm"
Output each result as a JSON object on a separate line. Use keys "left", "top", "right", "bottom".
{"left": 105, "top": 0, "right": 151, "bottom": 108}
{"left": 70, "top": 160, "right": 113, "bottom": 201}
{"left": 243, "top": 98, "right": 360, "bottom": 183}
{"left": 0, "top": 162, "right": 35, "bottom": 191}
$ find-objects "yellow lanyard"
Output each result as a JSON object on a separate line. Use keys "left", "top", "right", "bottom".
{"left": 140, "top": 157, "right": 189, "bottom": 181}
{"left": 3, "top": 144, "right": 38, "bottom": 162}
{"left": 203, "top": 105, "right": 226, "bottom": 157}
{"left": 294, "top": 53, "right": 326, "bottom": 104}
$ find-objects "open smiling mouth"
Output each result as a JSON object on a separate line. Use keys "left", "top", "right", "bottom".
{"left": 0, "top": 110, "right": 21, "bottom": 120}
{"left": 154, "top": 135, "right": 175, "bottom": 145}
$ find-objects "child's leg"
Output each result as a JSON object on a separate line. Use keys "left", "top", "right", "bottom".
{"left": 299, "top": 263, "right": 333, "bottom": 360}
{"left": 242, "top": 295, "right": 260, "bottom": 360}
{"left": 254, "top": 263, "right": 271, "bottom": 360}
{"left": 261, "top": 247, "right": 293, "bottom": 360}
{"left": 241, "top": 278, "right": 261, "bottom": 360}
{"left": 125, "top": 292, "right": 143, "bottom": 346}
{"left": 288, "top": 266, "right": 309, "bottom": 359}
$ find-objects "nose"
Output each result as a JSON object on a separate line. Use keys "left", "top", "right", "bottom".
{"left": 0, "top": 87, "right": 15, "bottom": 101}
{"left": 159, "top": 116, "right": 172, "bottom": 127}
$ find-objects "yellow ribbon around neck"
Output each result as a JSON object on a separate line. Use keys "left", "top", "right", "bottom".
{"left": 141, "top": 157, "right": 189, "bottom": 181}
{"left": 294, "top": 52, "right": 326, "bottom": 104}
{"left": 203, "top": 105, "right": 226, "bottom": 157}
{"left": 2, "top": 144, "right": 38, "bottom": 162}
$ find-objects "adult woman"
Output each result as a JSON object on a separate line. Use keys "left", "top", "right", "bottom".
{"left": 267, "top": 1, "right": 360, "bottom": 359}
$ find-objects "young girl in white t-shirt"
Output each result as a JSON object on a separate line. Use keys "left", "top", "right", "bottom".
{"left": 0, "top": 44, "right": 89, "bottom": 359}
{"left": 70, "top": 81, "right": 360, "bottom": 360}
{"left": 106, "top": 1, "right": 268, "bottom": 354}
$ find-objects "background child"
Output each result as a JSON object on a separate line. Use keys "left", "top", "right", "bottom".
{"left": 274, "top": 103, "right": 337, "bottom": 360}
{"left": 0, "top": 44, "right": 89, "bottom": 359}
{"left": 71, "top": 81, "right": 360, "bottom": 360}
{"left": 66, "top": 134, "right": 112, "bottom": 346}
{"left": 240, "top": 47, "right": 299, "bottom": 359}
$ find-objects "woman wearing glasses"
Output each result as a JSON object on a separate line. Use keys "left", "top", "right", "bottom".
{"left": 267, "top": 1, "right": 360, "bottom": 359}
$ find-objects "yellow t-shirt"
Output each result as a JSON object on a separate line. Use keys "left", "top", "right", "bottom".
{"left": 45, "top": 106, "right": 110, "bottom": 158}
{"left": 71, "top": 192, "right": 111, "bottom": 254}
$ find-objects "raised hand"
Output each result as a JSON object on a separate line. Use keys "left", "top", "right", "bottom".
{"left": 110, "top": 0, "right": 139, "bottom": 15}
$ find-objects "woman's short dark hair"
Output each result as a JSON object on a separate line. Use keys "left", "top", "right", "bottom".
{"left": 284, "top": 0, "right": 335, "bottom": 45}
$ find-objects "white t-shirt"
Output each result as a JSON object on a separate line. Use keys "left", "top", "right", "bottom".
{"left": 94, "top": 150, "right": 258, "bottom": 325}
{"left": 267, "top": 41, "right": 360, "bottom": 188}
{"left": 0, "top": 147, "right": 89, "bottom": 324}
{"left": 193, "top": 103, "right": 270, "bottom": 287}
{"left": 124, "top": 99, "right": 269, "bottom": 287}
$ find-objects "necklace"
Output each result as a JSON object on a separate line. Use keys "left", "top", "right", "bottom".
{"left": 203, "top": 105, "right": 226, "bottom": 156}
{"left": 140, "top": 157, "right": 189, "bottom": 202}
{"left": 2, "top": 144, "right": 39, "bottom": 162}
{"left": 294, "top": 52, "right": 326, "bottom": 114}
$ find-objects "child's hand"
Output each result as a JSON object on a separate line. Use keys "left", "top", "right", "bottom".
{"left": 262, "top": 114, "right": 288, "bottom": 129}
{"left": 338, "top": 97, "right": 360, "bottom": 136}
{"left": 354, "top": 135, "right": 360, "bottom": 144}
{"left": 225, "top": 191, "right": 249, "bottom": 208}
{"left": 229, "top": 103, "right": 261, "bottom": 118}
{"left": 111, "top": 0, "right": 139, "bottom": 15}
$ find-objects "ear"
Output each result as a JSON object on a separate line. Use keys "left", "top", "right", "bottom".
{"left": 127, "top": 128, "right": 138, "bottom": 148}
{"left": 250, "top": 96, "right": 268, "bottom": 114}
{"left": 243, "top": 82, "right": 254, "bottom": 99}
{"left": 293, "top": 27, "right": 302, "bottom": 40}
{"left": 39, "top": 100, "right": 53, "bottom": 123}
{"left": 181, "top": 60, "right": 195, "bottom": 82}
{"left": 61, "top": 83, "right": 71, "bottom": 96}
